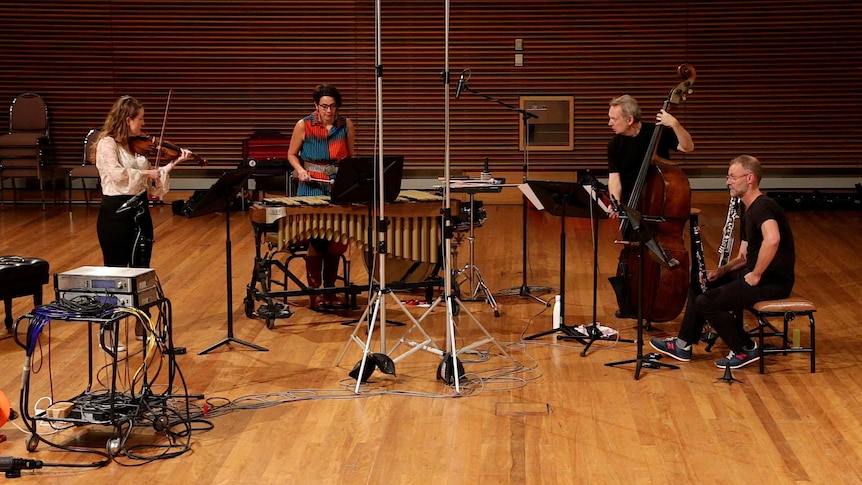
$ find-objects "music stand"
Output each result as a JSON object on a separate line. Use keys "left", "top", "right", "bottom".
{"left": 330, "top": 154, "right": 406, "bottom": 326}
{"left": 521, "top": 180, "right": 619, "bottom": 345}
{"left": 605, "top": 203, "right": 680, "bottom": 379}
{"left": 331, "top": 156, "right": 403, "bottom": 205}
{"left": 195, "top": 168, "right": 269, "bottom": 354}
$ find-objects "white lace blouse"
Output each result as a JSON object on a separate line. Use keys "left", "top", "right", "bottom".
{"left": 96, "top": 136, "right": 170, "bottom": 197}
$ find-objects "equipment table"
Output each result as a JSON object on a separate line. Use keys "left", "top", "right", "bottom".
{"left": 13, "top": 298, "right": 173, "bottom": 455}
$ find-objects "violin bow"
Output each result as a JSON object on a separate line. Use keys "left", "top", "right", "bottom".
{"left": 154, "top": 88, "right": 173, "bottom": 169}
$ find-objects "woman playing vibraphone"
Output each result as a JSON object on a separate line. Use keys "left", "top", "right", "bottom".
{"left": 287, "top": 84, "right": 356, "bottom": 311}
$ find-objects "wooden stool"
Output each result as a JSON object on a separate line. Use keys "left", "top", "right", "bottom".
{"left": 749, "top": 297, "right": 816, "bottom": 374}
{"left": 0, "top": 256, "right": 49, "bottom": 331}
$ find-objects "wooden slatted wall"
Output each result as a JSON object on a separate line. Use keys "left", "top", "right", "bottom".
{"left": 1, "top": 0, "right": 859, "bottom": 182}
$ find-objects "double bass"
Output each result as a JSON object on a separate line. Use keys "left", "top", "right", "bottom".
{"left": 611, "top": 64, "right": 696, "bottom": 322}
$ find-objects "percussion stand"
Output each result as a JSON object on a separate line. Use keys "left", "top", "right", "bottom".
{"left": 605, "top": 203, "right": 679, "bottom": 380}
{"left": 450, "top": 185, "right": 500, "bottom": 317}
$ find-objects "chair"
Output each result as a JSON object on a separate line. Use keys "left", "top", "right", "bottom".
{"left": 67, "top": 128, "right": 102, "bottom": 208}
{"left": 0, "top": 93, "right": 53, "bottom": 209}
{"left": 748, "top": 297, "right": 816, "bottom": 374}
{"left": 0, "top": 256, "right": 49, "bottom": 331}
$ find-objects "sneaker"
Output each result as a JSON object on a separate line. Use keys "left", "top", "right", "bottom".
{"left": 649, "top": 337, "right": 692, "bottom": 362}
{"left": 715, "top": 344, "right": 760, "bottom": 369}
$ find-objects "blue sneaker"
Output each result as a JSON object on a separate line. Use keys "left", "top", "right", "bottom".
{"left": 715, "top": 344, "right": 760, "bottom": 369}
{"left": 649, "top": 337, "right": 692, "bottom": 362}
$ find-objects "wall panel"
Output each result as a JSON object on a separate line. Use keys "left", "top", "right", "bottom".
{"left": 0, "top": 1, "right": 859, "bottom": 182}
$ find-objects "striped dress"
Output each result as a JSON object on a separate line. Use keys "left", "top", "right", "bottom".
{"left": 297, "top": 113, "right": 350, "bottom": 197}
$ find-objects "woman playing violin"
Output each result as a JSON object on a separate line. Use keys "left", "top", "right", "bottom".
{"left": 94, "top": 95, "right": 194, "bottom": 268}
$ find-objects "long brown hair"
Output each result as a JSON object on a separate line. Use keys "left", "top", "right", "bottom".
{"left": 92, "top": 95, "right": 143, "bottom": 159}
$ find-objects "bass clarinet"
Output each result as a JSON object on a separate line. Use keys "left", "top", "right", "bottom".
{"left": 691, "top": 220, "right": 708, "bottom": 293}
{"left": 716, "top": 196, "right": 739, "bottom": 267}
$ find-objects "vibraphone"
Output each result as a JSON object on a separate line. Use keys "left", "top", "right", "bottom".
{"left": 244, "top": 190, "right": 454, "bottom": 328}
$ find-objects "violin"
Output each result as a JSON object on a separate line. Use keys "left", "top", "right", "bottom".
{"left": 129, "top": 134, "right": 207, "bottom": 166}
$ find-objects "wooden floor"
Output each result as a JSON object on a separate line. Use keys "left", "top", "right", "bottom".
{"left": 1, "top": 196, "right": 861, "bottom": 484}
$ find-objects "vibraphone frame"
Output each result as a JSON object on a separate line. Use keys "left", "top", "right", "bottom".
{"left": 244, "top": 221, "right": 362, "bottom": 329}
{"left": 244, "top": 194, "right": 452, "bottom": 329}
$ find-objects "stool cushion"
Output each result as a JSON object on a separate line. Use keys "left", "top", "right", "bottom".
{"left": 0, "top": 256, "right": 50, "bottom": 297}
{"left": 753, "top": 298, "right": 816, "bottom": 314}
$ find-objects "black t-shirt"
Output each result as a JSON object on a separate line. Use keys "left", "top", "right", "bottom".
{"left": 607, "top": 122, "right": 679, "bottom": 203}
{"left": 740, "top": 195, "right": 795, "bottom": 290}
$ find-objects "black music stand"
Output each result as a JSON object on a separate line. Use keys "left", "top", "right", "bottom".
{"left": 521, "top": 180, "right": 617, "bottom": 345}
{"left": 605, "top": 203, "right": 680, "bottom": 379}
{"left": 331, "top": 155, "right": 409, "bottom": 328}
{"left": 331, "top": 156, "right": 404, "bottom": 205}
{"left": 196, "top": 168, "right": 269, "bottom": 354}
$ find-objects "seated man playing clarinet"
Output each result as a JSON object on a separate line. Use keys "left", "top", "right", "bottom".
{"left": 650, "top": 155, "right": 796, "bottom": 369}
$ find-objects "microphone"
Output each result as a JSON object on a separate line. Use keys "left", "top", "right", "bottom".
{"left": 455, "top": 70, "right": 467, "bottom": 99}
{"left": 0, "top": 456, "right": 44, "bottom": 476}
{"left": 116, "top": 190, "right": 147, "bottom": 214}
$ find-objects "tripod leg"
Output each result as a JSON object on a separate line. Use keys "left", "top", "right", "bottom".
{"left": 352, "top": 294, "right": 386, "bottom": 394}
{"left": 335, "top": 292, "right": 377, "bottom": 366}
{"left": 389, "top": 294, "right": 444, "bottom": 362}
{"left": 468, "top": 264, "right": 501, "bottom": 317}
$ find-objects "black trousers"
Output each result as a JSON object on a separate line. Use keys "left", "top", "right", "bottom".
{"left": 678, "top": 270, "right": 791, "bottom": 353}
{"left": 97, "top": 195, "right": 154, "bottom": 268}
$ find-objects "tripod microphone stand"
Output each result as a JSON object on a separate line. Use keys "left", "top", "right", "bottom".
{"left": 605, "top": 203, "right": 680, "bottom": 379}
{"left": 456, "top": 79, "right": 550, "bottom": 306}
{"left": 383, "top": 5, "right": 516, "bottom": 393}
{"left": 333, "top": 156, "right": 440, "bottom": 388}
{"left": 335, "top": 1, "right": 444, "bottom": 392}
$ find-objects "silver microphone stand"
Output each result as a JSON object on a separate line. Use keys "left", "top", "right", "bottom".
{"left": 335, "top": 0, "right": 442, "bottom": 392}
{"left": 388, "top": 0, "right": 514, "bottom": 392}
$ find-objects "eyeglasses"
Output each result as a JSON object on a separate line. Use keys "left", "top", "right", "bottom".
{"left": 318, "top": 103, "right": 338, "bottom": 111}
{"left": 726, "top": 173, "right": 750, "bottom": 181}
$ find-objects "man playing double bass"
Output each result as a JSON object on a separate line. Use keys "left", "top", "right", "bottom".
{"left": 605, "top": 93, "right": 695, "bottom": 322}
{"left": 606, "top": 94, "right": 695, "bottom": 214}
